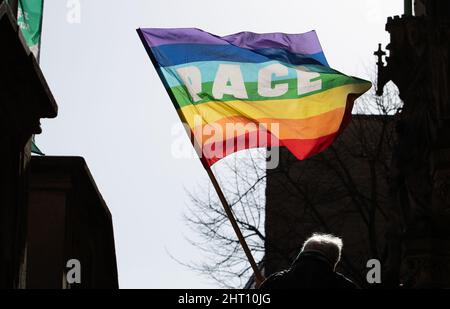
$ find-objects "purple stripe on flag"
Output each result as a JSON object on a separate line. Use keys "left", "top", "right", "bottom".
{"left": 140, "top": 28, "right": 225, "bottom": 47}
{"left": 222, "top": 31, "right": 323, "bottom": 55}
{"left": 139, "top": 28, "right": 324, "bottom": 55}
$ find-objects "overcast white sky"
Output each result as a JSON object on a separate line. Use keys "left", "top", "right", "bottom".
{"left": 37, "top": 0, "right": 402, "bottom": 288}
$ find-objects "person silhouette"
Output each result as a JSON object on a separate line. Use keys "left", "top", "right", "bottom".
{"left": 260, "top": 233, "right": 357, "bottom": 289}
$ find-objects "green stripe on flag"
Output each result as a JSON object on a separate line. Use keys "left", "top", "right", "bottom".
{"left": 169, "top": 75, "right": 363, "bottom": 108}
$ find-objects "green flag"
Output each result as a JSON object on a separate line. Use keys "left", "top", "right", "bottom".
{"left": 17, "top": 0, "right": 44, "bottom": 58}
{"left": 14, "top": 0, "right": 45, "bottom": 154}
{"left": 31, "top": 138, "right": 44, "bottom": 155}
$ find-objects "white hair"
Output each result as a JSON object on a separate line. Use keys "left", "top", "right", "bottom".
{"left": 301, "top": 233, "right": 343, "bottom": 269}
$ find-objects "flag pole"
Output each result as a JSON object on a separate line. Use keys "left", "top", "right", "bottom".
{"left": 136, "top": 29, "right": 265, "bottom": 287}
{"left": 204, "top": 166, "right": 265, "bottom": 287}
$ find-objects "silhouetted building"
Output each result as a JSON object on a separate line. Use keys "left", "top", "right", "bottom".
{"left": 264, "top": 115, "right": 399, "bottom": 288}
{"left": 376, "top": 0, "right": 450, "bottom": 288}
{"left": 0, "top": 2, "right": 118, "bottom": 289}
{"left": 263, "top": 0, "right": 450, "bottom": 289}
{"left": 26, "top": 157, "right": 118, "bottom": 289}
{"left": 0, "top": 1, "right": 57, "bottom": 288}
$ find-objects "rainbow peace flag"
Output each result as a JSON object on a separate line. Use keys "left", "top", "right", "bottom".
{"left": 138, "top": 28, "right": 371, "bottom": 166}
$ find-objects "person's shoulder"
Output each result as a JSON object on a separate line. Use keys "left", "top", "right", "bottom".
{"left": 334, "top": 272, "right": 359, "bottom": 289}
{"left": 259, "top": 270, "right": 291, "bottom": 290}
